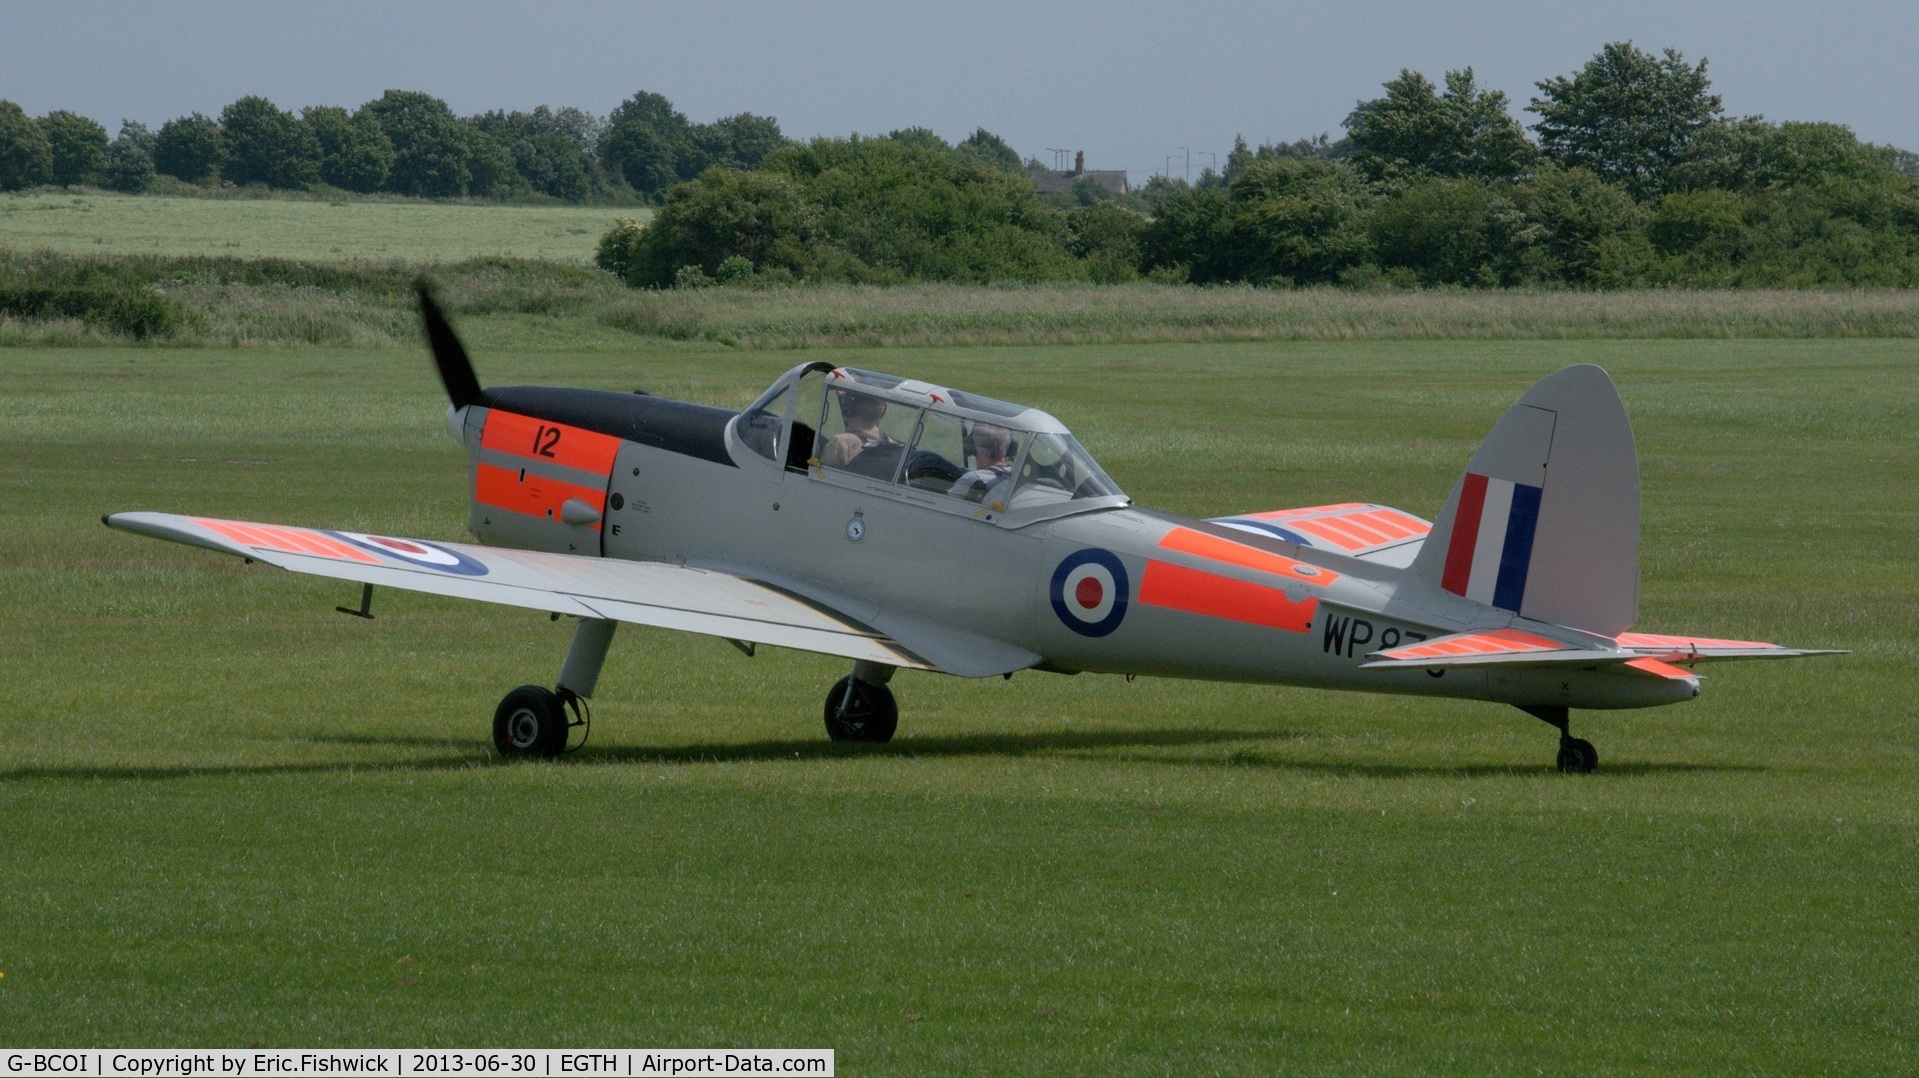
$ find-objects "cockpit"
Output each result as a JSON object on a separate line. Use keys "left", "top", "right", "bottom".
{"left": 730, "top": 362, "right": 1128, "bottom": 524}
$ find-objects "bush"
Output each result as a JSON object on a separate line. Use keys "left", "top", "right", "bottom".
{"left": 0, "top": 284, "right": 180, "bottom": 338}
{"left": 1372, "top": 177, "right": 1503, "bottom": 285}
{"left": 766, "top": 136, "right": 1079, "bottom": 283}
{"left": 1147, "top": 159, "right": 1371, "bottom": 285}
{"left": 595, "top": 216, "right": 648, "bottom": 280}
{"left": 1065, "top": 202, "right": 1147, "bottom": 282}
{"left": 613, "top": 168, "right": 816, "bottom": 287}
{"left": 1510, "top": 166, "right": 1641, "bottom": 284}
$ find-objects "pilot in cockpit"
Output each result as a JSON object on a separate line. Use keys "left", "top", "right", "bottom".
{"left": 820, "top": 391, "right": 899, "bottom": 468}
{"left": 949, "top": 423, "right": 1015, "bottom": 503}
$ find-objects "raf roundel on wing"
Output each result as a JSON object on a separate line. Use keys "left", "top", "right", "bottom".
{"left": 1051, "top": 548, "right": 1129, "bottom": 637}
{"left": 329, "top": 532, "right": 491, "bottom": 576}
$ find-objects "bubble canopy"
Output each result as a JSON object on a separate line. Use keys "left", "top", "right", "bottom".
{"left": 732, "top": 361, "right": 1128, "bottom": 522}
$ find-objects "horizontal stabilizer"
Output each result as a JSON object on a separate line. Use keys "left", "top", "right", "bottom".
{"left": 104, "top": 512, "right": 1039, "bottom": 678}
{"left": 1361, "top": 628, "right": 1618, "bottom": 670}
{"left": 1613, "top": 632, "right": 1847, "bottom": 664}
{"left": 1210, "top": 503, "right": 1430, "bottom": 560}
{"left": 1363, "top": 627, "right": 1844, "bottom": 671}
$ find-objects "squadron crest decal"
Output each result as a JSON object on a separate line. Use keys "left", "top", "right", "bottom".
{"left": 1050, "top": 548, "right": 1129, "bottom": 637}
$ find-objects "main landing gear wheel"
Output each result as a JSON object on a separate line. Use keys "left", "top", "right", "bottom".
{"left": 1557, "top": 736, "right": 1598, "bottom": 774}
{"left": 494, "top": 684, "right": 569, "bottom": 758}
{"left": 824, "top": 675, "right": 898, "bottom": 743}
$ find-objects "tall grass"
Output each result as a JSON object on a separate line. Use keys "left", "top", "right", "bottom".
{"left": 2, "top": 247, "right": 1916, "bottom": 348}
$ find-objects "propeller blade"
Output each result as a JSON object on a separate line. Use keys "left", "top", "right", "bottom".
{"left": 416, "top": 280, "right": 483, "bottom": 409}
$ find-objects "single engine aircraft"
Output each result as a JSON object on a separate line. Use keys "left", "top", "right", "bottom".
{"left": 106, "top": 287, "right": 1840, "bottom": 772}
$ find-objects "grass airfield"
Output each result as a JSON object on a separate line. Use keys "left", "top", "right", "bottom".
{"left": 0, "top": 191, "right": 636, "bottom": 264}
{"left": 3, "top": 336, "right": 1915, "bottom": 1070}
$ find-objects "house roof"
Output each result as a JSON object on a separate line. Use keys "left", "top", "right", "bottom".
{"left": 1029, "top": 169, "right": 1129, "bottom": 195}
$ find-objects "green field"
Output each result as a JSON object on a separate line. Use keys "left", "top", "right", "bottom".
{"left": 3, "top": 335, "right": 1915, "bottom": 1070}
{"left": 0, "top": 191, "right": 640, "bottom": 263}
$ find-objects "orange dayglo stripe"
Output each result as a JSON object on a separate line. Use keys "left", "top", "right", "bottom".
{"left": 1625, "top": 657, "right": 1697, "bottom": 680}
{"left": 1484, "top": 629, "right": 1567, "bottom": 650}
{"left": 1156, "top": 526, "right": 1340, "bottom": 584}
{"left": 1139, "top": 561, "right": 1317, "bottom": 634}
{"left": 475, "top": 462, "right": 606, "bottom": 529}
{"left": 1313, "top": 514, "right": 1396, "bottom": 545}
{"left": 1384, "top": 629, "right": 1564, "bottom": 660}
{"left": 1371, "top": 509, "right": 1432, "bottom": 536}
{"left": 1246, "top": 502, "right": 1367, "bottom": 520}
{"left": 1615, "top": 632, "right": 1775, "bottom": 650}
{"left": 192, "top": 518, "right": 379, "bottom": 563}
{"left": 481, "top": 411, "right": 622, "bottom": 475}
{"left": 258, "top": 524, "right": 365, "bottom": 562}
{"left": 1347, "top": 511, "right": 1419, "bottom": 540}
{"left": 1286, "top": 518, "right": 1369, "bottom": 550}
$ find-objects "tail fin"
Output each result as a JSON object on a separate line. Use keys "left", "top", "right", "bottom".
{"left": 1411, "top": 364, "right": 1639, "bottom": 635}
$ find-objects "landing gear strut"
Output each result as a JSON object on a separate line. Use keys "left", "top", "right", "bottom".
{"left": 824, "top": 661, "right": 897, "bottom": 742}
{"left": 493, "top": 617, "right": 616, "bottom": 759}
{"left": 1521, "top": 705, "right": 1598, "bottom": 774}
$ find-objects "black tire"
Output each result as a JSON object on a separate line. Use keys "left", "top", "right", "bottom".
{"left": 823, "top": 675, "right": 898, "bottom": 743}
{"left": 1556, "top": 736, "right": 1598, "bottom": 774}
{"left": 494, "top": 684, "right": 568, "bottom": 758}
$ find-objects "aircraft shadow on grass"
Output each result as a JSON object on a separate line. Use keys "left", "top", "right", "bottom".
{"left": 0, "top": 727, "right": 1765, "bottom": 782}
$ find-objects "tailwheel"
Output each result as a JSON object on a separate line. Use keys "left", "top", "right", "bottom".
{"left": 1557, "top": 736, "right": 1598, "bottom": 774}
{"left": 824, "top": 675, "right": 898, "bottom": 743}
{"left": 493, "top": 684, "right": 569, "bottom": 758}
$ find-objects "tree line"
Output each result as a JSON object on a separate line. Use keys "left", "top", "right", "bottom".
{"left": 6, "top": 42, "right": 1917, "bottom": 289}
{"left": 0, "top": 90, "right": 787, "bottom": 202}
{"left": 602, "top": 42, "right": 1919, "bottom": 290}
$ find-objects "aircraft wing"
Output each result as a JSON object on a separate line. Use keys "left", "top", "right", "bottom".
{"left": 103, "top": 512, "right": 1034, "bottom": 675}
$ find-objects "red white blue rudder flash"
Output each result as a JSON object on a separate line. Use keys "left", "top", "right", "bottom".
{"left": 1441, "top": 473, "right": 1543, "bottom": 611}
{"left": 1413, "top": 364, "right": 1640, "bottom": 636}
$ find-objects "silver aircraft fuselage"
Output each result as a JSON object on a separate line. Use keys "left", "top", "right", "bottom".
{"left": 453, "top": 371, "right": 1693, "bottom": 714}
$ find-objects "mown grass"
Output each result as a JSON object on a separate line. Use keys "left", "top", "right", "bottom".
{"left": 0, "top": 190, "right": 641, "bottom": 264}
{"left": 2, "top": 338, "right": 1915, "bottom": 1069}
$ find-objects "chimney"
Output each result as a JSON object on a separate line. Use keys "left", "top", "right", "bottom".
{"left": 1074, "top": 150, "right": 1085, "bottom": 176}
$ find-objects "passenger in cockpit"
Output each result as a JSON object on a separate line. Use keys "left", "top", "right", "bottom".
{"left": 949, "top": 424, "right": 1015, "bottom": 503}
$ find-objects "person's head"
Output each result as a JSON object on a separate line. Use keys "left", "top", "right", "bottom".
{"left": 971, "top": 424, "right": 1012, "bottom": 465}
{"left": 838, "top": 390, "right": 888, "bottom": 427}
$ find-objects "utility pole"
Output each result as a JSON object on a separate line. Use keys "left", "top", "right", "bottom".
{"left": 1164, "top": 155, "right": 1178, "bottom": 180}
{"left": 1198, "top": 151, "right": 1218, "bottom": 175}
{"left": 1179, "top": 147, "right": 1190, "bottom": 184}
{"left": 1046, "top": 148, "right": 1069, "bottom": 171}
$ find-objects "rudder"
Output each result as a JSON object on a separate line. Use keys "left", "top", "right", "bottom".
{"left": 1411, "top": 364, "right": 1639, "bottom": 635}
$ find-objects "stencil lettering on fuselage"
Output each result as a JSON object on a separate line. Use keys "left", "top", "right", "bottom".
{"left": 1321, "top": 613, "right": 1428, "bottom": 660}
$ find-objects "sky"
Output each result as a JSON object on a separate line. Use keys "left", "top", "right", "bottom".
{"left": 5, "top": 1, "right": 1916, "bottom": 184}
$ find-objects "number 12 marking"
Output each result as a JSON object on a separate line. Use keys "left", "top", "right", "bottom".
{"left": 532, "top": 424, "right": 561, "bottom": 458}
